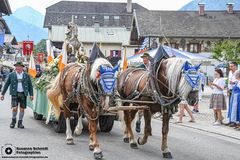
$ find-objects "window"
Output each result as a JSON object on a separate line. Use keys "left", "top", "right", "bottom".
{"left": 113, "top": 16, "right": 120, "bottom": 26}
{"left": 170, "top": 43, "right": 179, "bottom": 49}
{"left": 110, "top": 50, "right": 121, "bottom": 58}
{"left": 114, "top": 16, "right": 120, "bottom": 20}
{"left": 104, "top": 16, "right": 110, "bottom": 20}
{"left": 104, "top": 16, "right": 110, "bottom": 26}
{"left": 188, "top": 43, "right": 201, "bottom": 53}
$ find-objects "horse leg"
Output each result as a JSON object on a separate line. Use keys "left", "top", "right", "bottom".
{"left": 63, "top": 101, "right": 74, "bottom": 145}
{"left": 118, "top": 110, "right": 129, "bottom": 143}
{"left": 82, "top": 99, "right": 103, "bottom": 159}
{"left": 162, "top": 113, "right": 172, "bottom": 159}
{"left": 74, "top": 106, "right": 83, "bottom": 136}
{"left": 123, "top": 124, "right": 129, "bottom": 143}
{"left": 138, "top": 109, "right": 152, "bottom": 145}
{"left": 124, "top": 110, "right": 138, "bottom": 149}
{"left": 88, "top": 117, "right": 103, "bottom": 159}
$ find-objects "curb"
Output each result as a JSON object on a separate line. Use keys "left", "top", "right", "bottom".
{"left": 170, "top": 122, "right": 240, "bottom": 141}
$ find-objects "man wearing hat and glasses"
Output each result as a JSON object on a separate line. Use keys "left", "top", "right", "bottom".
{"left": 0, "top": 61, "right": 34, "bottom": 129}
{"left": 138, "top": 52, "right": 151, "bottom": 70}
{"left": 135, "top": 52, "right": 152, "bottom": 133}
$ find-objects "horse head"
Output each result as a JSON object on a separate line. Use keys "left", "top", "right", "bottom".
{"left": 90, "top": 58, "right": 118, "bottom": 110}
{"left": 165, "top": 58, "right": 201, "bottom": 106}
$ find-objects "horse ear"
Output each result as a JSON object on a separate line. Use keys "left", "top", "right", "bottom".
{"left": 113, "top": 65, "right": 119, "bottom": 72}
{"left": 100, "top": 65, "right": 104, "bottom": 74}
{"left": 195, "top": 64, "right": 201, "bottom": 71}
{"left": 183, "top": 61, "right": 190, "bottom": 71}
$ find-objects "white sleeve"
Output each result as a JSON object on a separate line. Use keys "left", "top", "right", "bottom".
{"left": 219, "top": 78, "right": 226, "bottom": 89}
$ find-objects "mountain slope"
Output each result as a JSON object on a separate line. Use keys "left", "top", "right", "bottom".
{"left": 13, "top": 6, "right": 45, "bottom": 28}
{"left": 181, "top": 0, "right": 240, "bottom": 10}
{"left": 4, "top": 15, "right": 47, "bottom": 43}
{"left": 4, "top": 6, "right": 47, "bottom": 43}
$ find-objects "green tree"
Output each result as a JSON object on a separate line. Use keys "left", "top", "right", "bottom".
{"left": 212, "top": 40, "right": 240, "bottom": 64}
{"left": 33, "top": 39, "right": 47, "bottom": 56}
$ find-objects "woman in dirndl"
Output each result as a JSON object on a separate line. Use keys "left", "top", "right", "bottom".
{"left": 228, "top": 70, "right": 240, "bottom": 129}
{"left": 209, "top": 69, "right": 226, "bottom": 126}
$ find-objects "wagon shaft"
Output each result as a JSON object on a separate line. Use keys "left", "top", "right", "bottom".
{"left": 107, "top": 105, "right": 149, "bottom": 111}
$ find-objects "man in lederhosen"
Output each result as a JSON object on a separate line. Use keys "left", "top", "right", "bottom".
{"left": 0, "top": 62, "right": 34, "bottom": 129}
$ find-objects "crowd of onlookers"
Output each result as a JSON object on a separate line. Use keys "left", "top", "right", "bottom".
{"left": 176, "top": 62, "right": 240, "bottom": 130}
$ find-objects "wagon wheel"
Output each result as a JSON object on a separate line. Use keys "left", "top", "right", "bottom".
{"left": 99, "top": 115, "right": 115, "bottom": 132}
{"left": 33, "top": 112, "right": 43, "bottom": 120}
{"left": 53, "top": 112, "right": 66, "bottom": 133}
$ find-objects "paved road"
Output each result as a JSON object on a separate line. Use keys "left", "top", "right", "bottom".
{"left": 0, "top": 94, "right": 239, "bottom": 160}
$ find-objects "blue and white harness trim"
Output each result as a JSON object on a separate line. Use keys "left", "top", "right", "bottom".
{"left": 182, "top": 61, "right": 201, "bottom": 90}
{"left": 99, "top": 65, "right": 119, "bottom": 94}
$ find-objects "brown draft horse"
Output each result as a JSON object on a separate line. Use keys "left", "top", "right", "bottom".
{"left": 47, "top": 58, "right": 113, "bottom": 159}
{"left": 117, "top": 58, "right": 199, "bottom": 159}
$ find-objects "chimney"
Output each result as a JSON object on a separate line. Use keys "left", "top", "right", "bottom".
{"left": 198, "top": 3, "right": 205, "bottom": 16}
{"left": 127, "top": 0, "right": 132, "bottom": 13}
{"left": 227, "top": 3, "right": 234, "bottom": 14}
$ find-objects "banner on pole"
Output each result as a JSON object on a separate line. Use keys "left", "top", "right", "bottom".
{"left": 37, "top": 53, "right": 44, "bottom": 63}
{"left": 23, "top": 41, "right": 34, "bottom": 55}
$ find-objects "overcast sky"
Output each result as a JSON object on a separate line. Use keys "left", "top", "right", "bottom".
{"left": 8, "top": 0, "right": 192, "bottom": 15}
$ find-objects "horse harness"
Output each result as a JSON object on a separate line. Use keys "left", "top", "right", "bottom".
{"left": 61, "top": 63, "right": 102, "bottom": 120}
{"left": 121, "top": 60, "right": 180, "bottom": 114}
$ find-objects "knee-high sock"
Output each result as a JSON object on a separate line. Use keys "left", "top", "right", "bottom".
{"left": 12, "top": 111, "right": 17, "bottom": 119}
{"left": 19, "top": 112, "right": 24, "bottom": 121}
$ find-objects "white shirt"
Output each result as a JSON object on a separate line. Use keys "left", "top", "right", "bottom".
{"left": 228, "top": 70, "right": 238, "bottom": 90}
{"left": 212, "top": 78, "right": 225, "bottom": 94}
{"left": 16, "top": 72, "right": 24, "bottom": 92}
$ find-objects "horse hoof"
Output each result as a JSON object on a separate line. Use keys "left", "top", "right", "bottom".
{"left": 130, "top": 143, "right": 138, "bottom": 149}
{"left": 123, "top": 137, "right": 129, "bottom": 143}
{"left": 163, "top": 152, "right": 173, "bottom": 159}
{"left": 137, "top": 137, "right": 142, "bottom": 145}
{"left": 94, "top": 152, "right": 103, "bottom": 160}
{"left": 66, "top": 139, "right": 74, "bottom": 145}
{"left": 74, "top": 129, "right": 82, "bottom": 136}
{"left": 89, "top": 145, "right": 94, "bottom": 151}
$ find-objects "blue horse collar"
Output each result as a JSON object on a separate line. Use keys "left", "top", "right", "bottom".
{"left": 99, "top": 65, "right": 119, "bottom": 94}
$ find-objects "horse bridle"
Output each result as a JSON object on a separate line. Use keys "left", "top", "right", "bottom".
{"left": 149, "top": 59, "right": 181, "bottom": 107}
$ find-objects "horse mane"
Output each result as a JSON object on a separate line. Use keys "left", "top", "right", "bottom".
{"left": 90, "top": 58, "right": 112, "bottom": 82}
{"left": 165, "top": 58, "right": 191, "bottom": 97}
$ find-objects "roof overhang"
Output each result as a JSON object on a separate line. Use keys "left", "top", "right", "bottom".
{"left": 4, "top": 34, "right": 17, "bottom": 45}
{"left": 0, "top": 17, "right": 11, "bottom": 34}
{"left": 0, "top": 0, "right": 12, "bottom": 15}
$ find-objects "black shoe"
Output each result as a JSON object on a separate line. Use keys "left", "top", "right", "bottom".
{"left": 135, "top": 121, "right": 141, "bottom": 133}
{"left": 229, "top": 123, "right": 237, "bottom": 127}
{"left": 223, "top": 122, "right": 232, "bottom": 126}
{"left": 10, "top": 118, "right": 16, "bottom": 128}
{"left": 18, "top": 120, "right": 24, "bottom": 129}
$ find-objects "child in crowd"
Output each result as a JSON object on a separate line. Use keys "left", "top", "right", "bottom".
{"left": 209, "top": 69, "right": 226, "bottom": 126}
{"left": 176, "top": 100, "right": 195, "bottom": 123}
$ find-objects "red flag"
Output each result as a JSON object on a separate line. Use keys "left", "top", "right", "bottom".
{"left": 37, "top": 53, "right": 44, "bottom": 63}
{"left": 23, "top": 41, "right": 34, "bottom": 55}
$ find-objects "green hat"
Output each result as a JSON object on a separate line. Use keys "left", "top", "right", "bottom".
{"left": 14, "top": 61, "right": 25, "bottom": 67}
{"left": 140, "top": 52, "right": 150, "bottom": 58}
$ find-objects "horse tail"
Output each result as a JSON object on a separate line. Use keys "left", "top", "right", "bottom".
{"left": 46, "top": 73, "right": 62, "bottom": 115}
